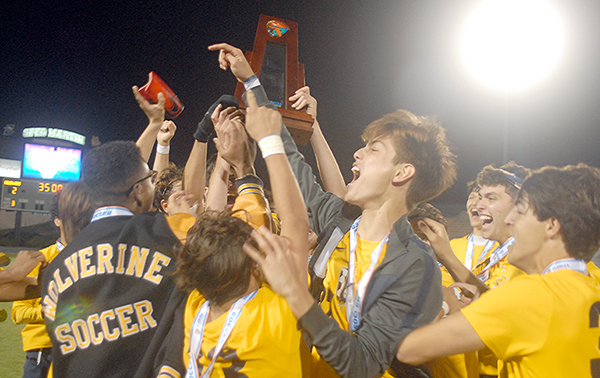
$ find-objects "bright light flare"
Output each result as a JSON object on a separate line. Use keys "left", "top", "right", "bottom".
{"left": 460, "top": 0, "right": 565, "bottom": 92}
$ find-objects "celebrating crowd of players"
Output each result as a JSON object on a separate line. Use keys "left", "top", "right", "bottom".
{"left": 1, "top": 42, "right": 600, "bottom": 378}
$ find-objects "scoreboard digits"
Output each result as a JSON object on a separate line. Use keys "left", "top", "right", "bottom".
{"left": 1, "top": 178, "right": 65, "bottom": 212}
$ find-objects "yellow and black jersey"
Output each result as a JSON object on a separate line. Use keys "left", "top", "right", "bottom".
{"left": 183, "top": 286, "right": 308, "bottom": 378}
{"left": 462, "top": 264, "right": 600, "bottom": 378}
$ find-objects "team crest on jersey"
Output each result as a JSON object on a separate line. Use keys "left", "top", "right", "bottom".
{"left": 202, "top": 347, "right": 248, "bottom": 377}
{"left": 335, "top": 267, "right": 349, "bottom": 304}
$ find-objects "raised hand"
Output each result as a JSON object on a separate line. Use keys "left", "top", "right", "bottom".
{"left": 244, "top": 90, "right": 282, "bottom": 142}
{"left": 132, "top": 81, "right": 165, "bottom": 124}
{"left": 289, "top": 86, "right": 317, "bottom": 119}
{"left": 157, "top": 120, "right": 176, "bottom": 146}
{"left": 208, "top": 43, "right": 255, "bottom": 82}
{"left": 213, "top": 106, "right": 254, "bottom": 176}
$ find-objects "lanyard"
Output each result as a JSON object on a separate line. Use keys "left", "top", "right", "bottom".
{"left": 56, "top": 239, "right": 65, "bottom": 251}
{"left": 476, "top": 237, "right": 514, "bottom": 282}
{"left": 346, "top": 217, "right": 389, "bottom": 332}
{"left": 186, "top": 290, "right": 258, "bottom": 378}
{"left": 464, "top": 233, "right": 495, "bottom": 271}
{"left": 542, "top": 258, "right": 588, "bottom": 275}
{"left": 90, "top": 206, "right": 134, "bottom": 223}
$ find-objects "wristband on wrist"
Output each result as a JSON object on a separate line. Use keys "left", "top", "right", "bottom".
{"left": 257, "top": 134, "right": 284, "bottom": 159}
{"left": 441, "top": 301, "right": 450, "bottom": 317}
{"left": 243, "top": 74, "right": 261, "bottom": 90}
{"left": 156, "top": 144, "right": 170, "bottom": 155}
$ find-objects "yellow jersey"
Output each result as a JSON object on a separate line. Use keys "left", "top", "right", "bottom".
{"left": 12, "top": 242, "right": 62, "bottom": 351}
{"left": 462, "top": 263, "right": 600, "bottom": 378}
{"left": 431, "top": 234, "right": 494, "bottom": 378}
{"left": 311, "top": 233, "right": 393, "bottom": 378}
{"left": 183, "top": 286, "right": 308, "bottom": 378}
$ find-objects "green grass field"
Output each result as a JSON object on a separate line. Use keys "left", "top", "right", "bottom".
{"left": 1, "top": 252, "right": 32, "bottom": 378}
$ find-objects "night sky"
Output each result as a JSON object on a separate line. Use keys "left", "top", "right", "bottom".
{"left": 2, "top": 0, "right": 600, "bottom": 204}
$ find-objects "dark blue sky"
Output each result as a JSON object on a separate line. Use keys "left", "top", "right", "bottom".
{"left": 2, "top": 0, "right": 600, "bottom": 203}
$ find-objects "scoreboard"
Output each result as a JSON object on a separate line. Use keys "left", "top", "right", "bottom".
{"left": 1, "top": 178, "right": 64, "bottom": 212}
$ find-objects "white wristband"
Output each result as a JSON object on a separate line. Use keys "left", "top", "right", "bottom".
{"left": 257, "top": 134, "right": 284, "bottom": 159}
{"left": 441, "top": 301, "right": 450, "bottom": 317}
{"left": 156, "top": 144, "right": 170, "bottom": 155}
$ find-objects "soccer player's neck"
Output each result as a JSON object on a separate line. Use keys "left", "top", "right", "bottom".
{"left": 358, "top": 198, "right": 409, "bottom": 241}
{"left": 208, "top": 276, "right": 262, "bottom": 322}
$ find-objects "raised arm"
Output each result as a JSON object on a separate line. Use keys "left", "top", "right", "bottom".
{"left": 418, "top": 218, "right": 490, "bottom": 294}
{"left": 205, "top": 105, "right": 244, "bottom": 212}
{"left": 133, "top": 85, "right": 165, "bottom": 162}
{"left": 153, "top": 120, "right": 176, "bottom": 175}
{"left": 208, "top": 42, "right": 344, "bottom": 234}
{"left": 244, "top": 90, "right": 309, "bottom": 271}
{"left": 290, "top": 86, "right": 346, "bottom": 197}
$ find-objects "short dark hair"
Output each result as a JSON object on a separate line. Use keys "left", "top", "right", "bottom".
{"left": 82, "top": 141, "right": 146, "bottom": 207}
{"left": 518, "top": 164, "right": 600, "bottom": 262}
{"left": 153, "top": 164, "right": 183, "bottom": 212}
{"left": 175, "top": 211, "right": 257, "bottom": 306}
{"left": 361, "top": 110, "right": 457, "bottom": 210}
{"left": 59, "top": 181, "right": 94, "bottom": 244}
{"left": 476, "top": 161, "right": 531, "bottom": 199}
{"left": 466, "top": 180, "right": 480, "bottom": 195}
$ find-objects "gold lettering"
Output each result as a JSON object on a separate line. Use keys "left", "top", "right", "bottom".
{"left": 115, "top": 304, "right": 139, "bottom": 337}
{"left": 64, "top": 254, "right": 79, "bottom": 282}
{"left": 125, "top": 246, "right": 149, "bottom": 278}
{"left": 87, "top": 314, "right": 103, "bottom": 345}
{"left": 55, "top": 324, "right": 76, "bottom": 355}
{"left": 96, "top": 244, "right": 114, "bottom": 274}
{"left": 53, "top": 269, "right": 72, "bottom": 293}
{"left": 42, "top": 296, "right": 56, "bottom": 321}
{"left": 116, "top": 244, "right": 127, "bottom": 274}
{"left": 72, "top": 319, "right": 91, "bottom": 349}
{"left": 78, "top": 247, "right": 96, "bottom": 278}
{"left": 142, "top": 252, "right": 171, "bottom": 285}
{"left": 134, "top": 300, "right": 157, "bottom": 331}
{"left": 100, "top": 310, "right": 120, "bottom": 341}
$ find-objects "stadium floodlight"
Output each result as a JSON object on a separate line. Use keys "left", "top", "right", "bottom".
{"left": 460, "top": 0, "right": 565, "bottom": 92}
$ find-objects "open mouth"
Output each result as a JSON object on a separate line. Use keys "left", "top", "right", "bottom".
{"left": 470, "top": 208, "right": 479, "bottom": 219}
{"left": 349, "top": 165, "right": 360, "bottom": 185}
{"left": 479, "top": 213, "right": 493, "bottom": 225}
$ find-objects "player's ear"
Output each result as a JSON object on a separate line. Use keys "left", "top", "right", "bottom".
{"left": 160, "top": 199, "right": 168, "bottom": 213}
{"left": 392, "top": 163, "right": 415, "bottom": 186}
{"left": 545, "top": 217, "right": 562, "bottom": 240}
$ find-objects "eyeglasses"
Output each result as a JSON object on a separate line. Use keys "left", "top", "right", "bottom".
{"left": 498, "top": 169, "right": 524, "bottom": 190}
{"left": 124, "top": 170, "right": 156, "bottom": 196}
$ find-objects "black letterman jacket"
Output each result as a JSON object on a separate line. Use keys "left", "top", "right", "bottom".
{"left": 41, "top": 210, "right": 184, "bottom": 378}
{"left": 244, "top": 86, "right": 442, "bottom": 378}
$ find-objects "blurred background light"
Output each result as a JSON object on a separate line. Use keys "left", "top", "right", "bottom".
{"left": 460, "top": 0, "right": 565, "bottom": 92}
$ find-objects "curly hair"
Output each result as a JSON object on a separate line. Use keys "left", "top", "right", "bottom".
{"left": 476, "top": 161, "right": 531, "bottom": 199}
{"left": 175, "top": 211, "right": 258, "bottom": 306}
{"left": 361, "top": 109, "right": 457, "bottom": 210}
{"left": 518, "top": 164, "right": 600, "bottom": 262}
{"left": 153, "top": 164, "right": 183, "bottom": 212}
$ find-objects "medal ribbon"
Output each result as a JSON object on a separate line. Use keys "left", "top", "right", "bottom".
{"left": 346, "top": 216, "right": 389, "bottom": 332}
{"left": 464, "top": 233, "right": 495, "bottom": 271}
{"left": 186, "top": 290, "right": 258, "bottom": 378}
{"left": 91, "top": 206, "right": 134, "bottom": 223}
{"left": 476, "top": 237, "right": 514, "bottom": 282}
{"left": 542, "top": 258, "right": 588, "bottom": 275}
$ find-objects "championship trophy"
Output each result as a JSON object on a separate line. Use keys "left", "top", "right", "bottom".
{"left": 234, "top": 15, "right": 314, "bottom": 145}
